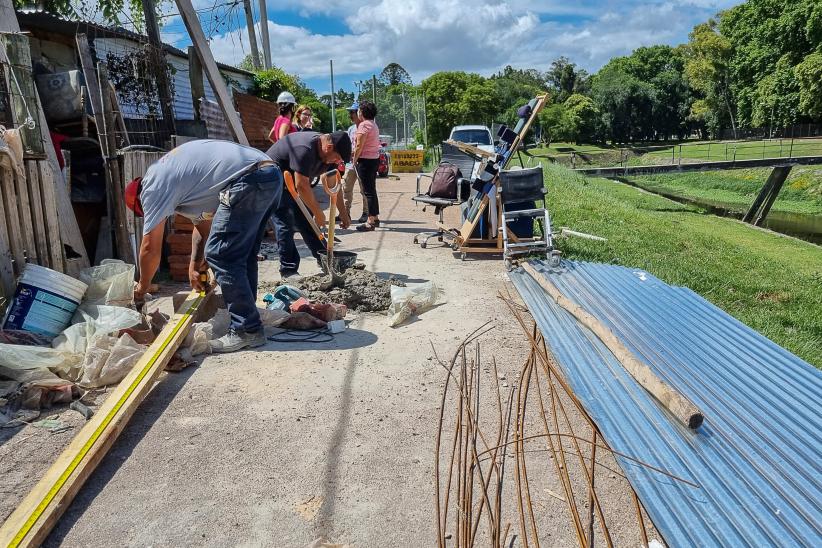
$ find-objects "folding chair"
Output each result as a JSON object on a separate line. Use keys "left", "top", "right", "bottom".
{"left": 498, "top": 165, "right": 560, "bottom": 269}
{"left": 412, "top": 142, "right": 475, "bottom": 248}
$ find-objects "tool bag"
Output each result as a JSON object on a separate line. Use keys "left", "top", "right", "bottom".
{"left": 428, "top": 162, "right": 463, "bottom": 199}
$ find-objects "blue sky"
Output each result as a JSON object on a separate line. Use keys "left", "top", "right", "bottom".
{"left": 155, "top": 0, "right": 742, "bottom": 96}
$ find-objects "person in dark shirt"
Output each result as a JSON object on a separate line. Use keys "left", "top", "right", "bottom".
{"left": 266, "top": 131, "right": 352, "bottom": 278}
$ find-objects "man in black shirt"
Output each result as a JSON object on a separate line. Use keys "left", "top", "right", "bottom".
{"left": 267, "top": 131, "right": 352, "bottom": 278}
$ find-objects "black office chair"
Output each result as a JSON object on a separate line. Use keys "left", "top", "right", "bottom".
{"left": 412, "top": 142, "right": 476, "bottom": 248}
{"left": 498, "top": 165, "right": 559, "bottom": 269}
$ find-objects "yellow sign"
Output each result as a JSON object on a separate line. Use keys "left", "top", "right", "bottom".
{"left": 390, "top": 150, "right": 425, "bottom": 173}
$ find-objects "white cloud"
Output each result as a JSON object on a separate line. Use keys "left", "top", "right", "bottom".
{"left": 197, "top": 0, "right": 743, "bottom": 82}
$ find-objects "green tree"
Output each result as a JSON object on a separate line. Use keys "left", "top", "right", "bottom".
{"left": 547, "top": 57, "right": 586, "bottom": 102}
{"left": 378, "top": 63, "right": 412, "bottom": 86}
{"left": 795, "top": 52, "right": 822, "bottom": 118}
{"left": 719, "top": 0, "right": 822, "bottom": 129}
{"left": 14, "top": 0, "right": 165, "bottom": 30}
{"left": 420, "top": 71, "right": 499, "bottom": 143}
{"left": 684, "top": 20, "right": 737, "bottom": 138}
{"left": 591, "top": 66, "right": 656, "bottom": 143}
{"left": 563, "top": 94, "right": 599, "bottom": 144}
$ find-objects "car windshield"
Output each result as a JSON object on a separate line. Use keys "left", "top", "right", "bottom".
{"left": 451, "top": 129, "right": 491, "bottom": 145}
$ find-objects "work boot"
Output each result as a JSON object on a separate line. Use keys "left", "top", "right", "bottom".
{"left": 210, "top": 328, "right": 267, "bottom": 353}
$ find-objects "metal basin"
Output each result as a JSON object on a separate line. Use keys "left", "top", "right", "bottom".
{"left": 317, "top": 250, "right": 358, "bottom": 272}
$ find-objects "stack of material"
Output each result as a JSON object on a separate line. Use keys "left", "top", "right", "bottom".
{"left": 509, "top": 260, "right": 822, "bottom": 546}
{"left": 167, "top": 215, "right": 194, "bottom": 282}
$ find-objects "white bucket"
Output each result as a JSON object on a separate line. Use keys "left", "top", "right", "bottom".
{"left": 2, "top": 264, "right": 88, "bottom": 338}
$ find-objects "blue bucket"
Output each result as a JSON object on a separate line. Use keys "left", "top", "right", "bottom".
{"left": 2, "top": 264, "right": 88, "bottom": 338}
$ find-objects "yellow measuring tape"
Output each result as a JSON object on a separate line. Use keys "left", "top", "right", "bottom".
{"left": 7, "top": 292, "right": 204, "bottom": 547}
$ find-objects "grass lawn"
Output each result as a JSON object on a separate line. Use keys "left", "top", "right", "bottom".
{"left": 543, "top": 163, "right": 822, "bottom": 368}
{"left": 626, "top": 167, "right": 822, "bottom": 216}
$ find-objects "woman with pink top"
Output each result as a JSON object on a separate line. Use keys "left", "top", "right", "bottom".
{"left": 353, "top": 100, "right": 382, "bottom": 231}
{"left": 267, "top": 91, "right": 297, "bottom": 143}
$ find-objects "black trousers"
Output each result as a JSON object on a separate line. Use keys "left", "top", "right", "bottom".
{"left": 356, "top": 157, "right": 380, "bottom": 217}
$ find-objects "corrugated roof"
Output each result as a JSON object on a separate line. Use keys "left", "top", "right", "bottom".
{"left": 16, "top": 8, "right": 254, "bottom": 76}
{"left": 509, "top": 260, "right": 822, "bottom": 547}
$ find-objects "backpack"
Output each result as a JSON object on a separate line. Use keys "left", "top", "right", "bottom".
{"left": 429, "top": 162, "right": 462, "bottom": 199}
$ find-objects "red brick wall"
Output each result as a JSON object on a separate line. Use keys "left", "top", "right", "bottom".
{"left": 234, "top": 91, "right": 279, "bottom": 151}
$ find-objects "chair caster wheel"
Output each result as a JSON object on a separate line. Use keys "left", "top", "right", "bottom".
{"left": 420, "top": 242, "right": 427, "bottom": 249}
{"left": 549, "top": 250, "right": 562, "bottom": 268}
{"left": 413, "top": 237, "right": 418, "bottom": 244}
{"left": 504, "top": 259, "right": 513, "bottom": 271}
{"left": 460, "top": 253, "right": 467, "bottom": 261}
{"left": 437, "top": 236, "right": 443, "bottom": 242}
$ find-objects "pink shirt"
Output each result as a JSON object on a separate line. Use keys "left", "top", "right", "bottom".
{"left": 272, "top": 115, "right": 296, "bottom": 142}
{"left": 356, "top": 119, "right": 380, "bottom": 160}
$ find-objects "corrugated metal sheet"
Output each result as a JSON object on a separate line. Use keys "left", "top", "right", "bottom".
{"left": 92, "top": 38, "right": 252, "bottom": 121}
{"left": 509, "top": 260, "right": 822, "bottom": 547}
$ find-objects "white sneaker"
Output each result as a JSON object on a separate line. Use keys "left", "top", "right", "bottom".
{"left": 210, "top": 328, "right": 267, "bottom": 353}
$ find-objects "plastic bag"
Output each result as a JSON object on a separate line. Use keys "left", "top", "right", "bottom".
{"left": 54, "top": 305, "right": 142, "bottom": 356}
{"left": 79, "top": 260, "right": 136, "bottom": 308}
{"left": 388, "top": 282, "right": 442, "bottom": 327}
{"left": 0, "top": 343, "right": 81, "bottom": 371}
{"left": 78, "top": 333, "right": 145, "bottom": 388}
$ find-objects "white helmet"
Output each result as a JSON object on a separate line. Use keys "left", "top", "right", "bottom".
{"left": 276, "top": 91, "right": 296, "bottom": 104}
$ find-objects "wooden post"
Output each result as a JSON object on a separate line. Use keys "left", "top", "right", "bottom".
{"left": 742, "top": 165, "right": 791, "bottom": 225}
{"left": 0, "top": 3, "right": 89, "bottom": 273}
{"left": 241, "top": 0, "right": 261, "bottom": 70}
{"left": 175, "top": 0, "right": 249, "bottom": 145}
{"left": 522, "top": 262, "right": 705, "bottom": 429}
{"left": 188, "top": 46, "right": 204, "bottom": 121}
{"left": 75, "top": 35, "right": 107, "bottom": 156}
{"left": 98, "top": 63, "right": 134, "bottom": 264}
{"left": 754, "top": 165, "right": 792, "bottom": 227}
{"left": 141, "top": 0, "right": 176, "bottom": 134}
{"left": 257, "top": 0, "right": 271, "bottom": 69}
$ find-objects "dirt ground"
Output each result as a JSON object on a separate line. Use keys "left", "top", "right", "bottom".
{"left": 1, "top": 173, "right": 657, "bottom": 547}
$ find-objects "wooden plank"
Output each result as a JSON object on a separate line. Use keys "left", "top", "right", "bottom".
{"left": 0, "top": 163, "right": 15, "bottom": 295}
{"left": 0, "top": 291, "right": 205, "bottom": 547}
{"left": 36, "top": 161, "right": 65, "bottom": 272}
{"left": 754, "top": 166, "right": 791, "bottom": 226}
{"left": 24, "top": 160, "right": 48, "bottom": 268}
{"left": 98, "top": 63, "right": 134, "bottom": 264}
{"left": 445, "top": 139, "right": 496, "bottom": 159}
{"left": 107, "top": 82, "right": 130, "bottom": 146}
{"left": 188, "top": 46, "right": 204, "bottom": 121}
{"left": 13, "top": 160, "right": 36, "bottom": 262}
{"left": 521, "top": 262, "right": 704, "bottom": 429}
{"left": 75, "top": 34, "right": 107, "bottom": 157}
{"left": 0, "top": 161, "right": 24, "bottom": 271}
{"left": 175, "top": 0, "right": 249, "bottom": 145}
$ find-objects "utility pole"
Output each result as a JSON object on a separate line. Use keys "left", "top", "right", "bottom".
{"left": 422, "top": 93, "right": 428, "bottom": 146}
{"left": 372, "top": 74, "right": 377, "bottom": 104}
{"left": 142, "top": 0, "right": 176, "bottom": 133}
{"left": 241, "top": 0, "right": 260, "bottom": 69}
{"left": 330, "top": 60, "right": 336, "bottom": 131}
{"left": 257, "top": 0, "right": 271, "bottom": 69}
{"left": 402, "top": 92, "right": 407, "bottom": 146}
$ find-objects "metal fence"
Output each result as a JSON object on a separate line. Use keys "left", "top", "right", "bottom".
{"left": 719, "top": 123, "right": 822, "bottom": 141}
{"left": 374, "top": 91, "right": 427, "bottom": 149}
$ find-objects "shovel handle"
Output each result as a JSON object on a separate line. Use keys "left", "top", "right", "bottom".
{"left": 321, "top": 170, "right": 342, "bottom": 196}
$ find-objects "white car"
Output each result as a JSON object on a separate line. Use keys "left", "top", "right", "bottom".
{"left": 449, "top": 125, "right": 494, "bottom": 178}
{"left": 449, "top": 125, "right": 495, "bottom": 154}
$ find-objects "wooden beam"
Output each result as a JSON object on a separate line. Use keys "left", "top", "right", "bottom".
{"left": 98, "top": 62, "right": 134, "bottom": 264}
{"left": 0, "top": 159, "right": 24, "bottom": 271}
{"left": 141, "top": 0, "right": 176, "bottom": 135}
{"left": 0, "top": 291, "right": 205, "bottom": 547}
{"left": 24, "top": 160, "right": 48, "bottom": 268}
{"left": 75, "top": 35, "right": 107, "bottom": 156}
{"left": 576, "top": 155, "right": 822, "bottom": 178}
{"left": 241, "top": 0, "right": 261, "bottom": 70}
{"left": 36, "top": 160, "right": 65, "bottom": 272}
{"left": 187, "top": 46, "right": 204, "bottom": 121}
{"left": 754, "top": 166, "right": 791, "bottom": 226}
{"left": 521, "top": 262, "right": 704, "bottom": 429}
{"left": 175, "top": 0, "right": 249, "bottom": 145}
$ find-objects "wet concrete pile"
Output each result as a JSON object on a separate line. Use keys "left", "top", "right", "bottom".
{"left": 272, "top": 268, "right": 405, "bottom": 312}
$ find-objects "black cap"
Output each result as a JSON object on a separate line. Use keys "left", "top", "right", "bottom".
{"left": 330, "top": 131, "right": 352, "bottom": 163}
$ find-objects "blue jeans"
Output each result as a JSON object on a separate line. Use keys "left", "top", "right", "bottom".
{"left": 271, "top": 187, "right": 325, "bottom": 276}
{"left": 206, "top": 165, "right": 283, "bottom": 333}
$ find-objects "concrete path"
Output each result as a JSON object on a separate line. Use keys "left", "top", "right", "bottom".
{"left": 45, "top": 173, "right": 527, "bottom": 547}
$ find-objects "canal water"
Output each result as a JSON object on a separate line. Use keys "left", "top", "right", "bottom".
{"left": 619, "top": 180, "right": 822, "bottom": 245}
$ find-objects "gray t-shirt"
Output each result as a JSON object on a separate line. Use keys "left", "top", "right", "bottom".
{"left": 140, "top": 139, "right": 270, "bottom": 233}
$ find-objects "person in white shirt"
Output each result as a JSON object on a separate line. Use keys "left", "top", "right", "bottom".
{"left": 342, "top": 102, "right": 367, "bottom": 224}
